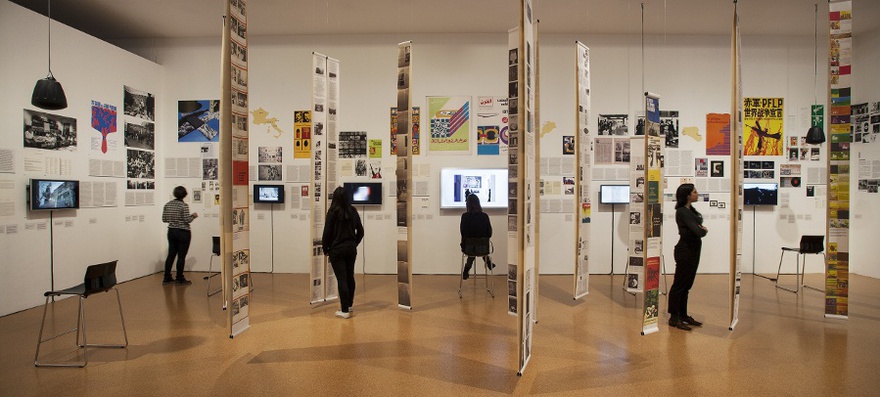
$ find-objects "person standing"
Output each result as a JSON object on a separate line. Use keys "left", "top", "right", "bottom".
{"left": 162, "top": 186, "right": 198, "bottom": 285}
{"left": 460, "top": 194, "right": 493, "bottom": 280}
{"left": 322, "top": 186, "right": 364, "bottom": 319}
{"left": 668, "top": 183, "right": 708, "bottom": 331}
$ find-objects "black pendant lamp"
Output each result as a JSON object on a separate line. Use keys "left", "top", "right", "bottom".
{"left": 805, "top": 3, "right": 825, "bottom": 144}
{"left": 31, "top": 0, "right": 68, "bottom": 110}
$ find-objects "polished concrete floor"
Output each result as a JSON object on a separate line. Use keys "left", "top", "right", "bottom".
{"left": 1, "top": 271, "right": 878, "bottom": 396}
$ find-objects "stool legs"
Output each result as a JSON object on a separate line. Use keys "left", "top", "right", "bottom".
{"left": 459, "top": 255, "right": 494, "bottom": 298}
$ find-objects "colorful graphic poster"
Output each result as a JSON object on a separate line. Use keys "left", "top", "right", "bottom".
{"left": 294, "top": 110, "right": 311, "bottom": 159}
{"left": 743, "top": 98, "right": 784, "bottom": 156}
{"left": 706, "top": 113, "right": 731, "bottom": 155}
{"left": 428, "top": 96, "right": 470, "bottom": 152}
{"left": 475, "top": 97, "right": 508, "bottom": 156}
{"left": 178, "top": 100, "right": 220, "bottom": 142}
{"left": 369, "top": 139, "right": 382, "bottom": 158}
{"left": 391, "top": 107, "right": 420, "bottom": 156}
{"left": 91, "top": 101, "right": 117, "bottom": 153}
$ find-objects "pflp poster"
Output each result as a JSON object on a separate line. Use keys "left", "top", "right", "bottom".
{"left": 427, "top": 96, "right": 470, "bottom": 152}
{"left": 475, "top": 96, "right": 508, "bottom": 156}
{"left": 706, "top": 113, "right": 731, "bottom": 156}
{"left": 91, "top": 101, "right": 117, "bottom": 154}
{"left": 294, "top": 110, "right": 311, "bottom": 159}
{"left": 743, "top": 97, "right": 784, "bottom": 156}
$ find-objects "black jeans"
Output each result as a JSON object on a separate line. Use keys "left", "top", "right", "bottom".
{"left": 668, "top": 238, "right": 701, "bottom": 318}
{"left": 328, "top": 245, "right": 357, "bottom": 313}
{"left": 164, "top": 228, "right": 192, "bottom": 280}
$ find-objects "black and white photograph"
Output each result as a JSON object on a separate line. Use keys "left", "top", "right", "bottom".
{"left": 124, "top": 121, "right": 154, "bottom": 150}
{"left": 123, "top": 85, "right": 155, "bottom": 121}
{"left": 355, "top": 159, "right": 367, "bottom": 177}
{"left": 258, "top": 164, "right": 282, "bottom": 181}
{"left": 23, "top": 109, "right": 78, "bottom": 150}
{"left": 661, "top": 110, "right": 680, "bottom": 148}
{"left": 614, "top": 139, "right": 630, "bottom": 163}
{"left": 598, "top": 114, "right": 629, "bottom": 135}
{"left": 258, "top": 146, "right": 282, "bottom": 163}
{"left": 126, "top": 149, "right": 154, "bottom": 179}
{"left": 202, "top": 158, "right": 218, "bottom": 180}
{"left": 338, "top": 131, "right": 368, "bottom": 158}
{"left": 630, "top": 211, "right": 641, "bottom": 225}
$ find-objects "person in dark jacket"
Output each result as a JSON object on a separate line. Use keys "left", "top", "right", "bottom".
{"left": 322, "top": 186, "right": 364, "bottom": 319}
{"left": 668, "top": 183, "right": 708, "bottom": 331}
{"left": 460, "top": 194, "right": 493, "bottom": 280}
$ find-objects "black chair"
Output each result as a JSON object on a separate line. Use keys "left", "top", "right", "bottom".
{"left": 459, "top": 237, "right": 494, "bottom": 298}
{"left": 35, "top": 260, "right": 128, "bottom": 367}
{"left": 775, "top": 235, "right": 825, "bottom": 293}
{"left": 204, "top": 236, "right": 222, "bottom": 296}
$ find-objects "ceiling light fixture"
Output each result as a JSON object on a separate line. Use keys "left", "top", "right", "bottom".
{"left": 805, "top": 3, "right": 825, "bottom": 145}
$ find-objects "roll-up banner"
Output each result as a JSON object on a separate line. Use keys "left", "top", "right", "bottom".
{"left": 574, "top": 42, "right": 591, "bottom": 299}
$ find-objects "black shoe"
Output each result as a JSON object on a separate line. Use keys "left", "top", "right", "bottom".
{"left": 682, "top": 315, "right": 703, "bottom": 327}
{"left": 486, "top": 260, "right": 496, "bottom": 270}
{"left": 175, "top": 278, "right": 192, "bottom": 285}
{"left": 668, "top": 318, "right": 692, "bottom": 331}
{"left": 162, "top": 278, "right": 175, "bottom": 285}
{"left": 462, "top": 264, "right": 472, "bottom": 280}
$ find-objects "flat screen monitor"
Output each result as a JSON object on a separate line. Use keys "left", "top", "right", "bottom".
{"left": 743, "top": 183, "right": 778, "bottom": 205}
{"left": 599, "top": 185, "right": 630, "bottom": 204}
{"left": 30, "top": 179, "right": 79, "bottom": 211}
{"left": 253, "top": 184, "right": 285, "bottom": 203}
{"left": 439, "top": 168, "right": 508, "bottom": 209}
{"left": 343, "top": 182, "right": 383, "bottom": 206}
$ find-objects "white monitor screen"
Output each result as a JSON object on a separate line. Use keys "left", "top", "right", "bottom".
{"left": 600, "top": 185, "right": 630, "bottom": 204}
{"left": 439, "top": 168, "right": 508, "bottom": 209}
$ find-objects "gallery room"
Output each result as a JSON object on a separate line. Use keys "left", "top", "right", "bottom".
{"left": 1, "top": 0, "right": 879, "bottom": 395}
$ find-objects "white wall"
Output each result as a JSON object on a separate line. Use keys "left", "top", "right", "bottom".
{"left": 4, "top": 3, "right": 878, "bottom": 316}
{"left": 0, "top": 2, "right": 165, "bottom": 316}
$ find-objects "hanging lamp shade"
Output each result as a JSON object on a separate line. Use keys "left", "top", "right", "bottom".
{"left": 805, "top": 125, "right": 826, "bottom": 144}
{"left": 31, "top": 75, "right": 68, "bottom": 110}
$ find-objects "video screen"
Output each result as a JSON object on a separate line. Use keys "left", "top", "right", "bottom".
{"left": 599, "top": 185, "right": 630, "bottom": 204}
{"left": 344, "top": 182, "right": 383, "bottom": 206}
{"left": 743, "top": 183, "right": 778, "bottom": 205}
{"left": 253, "top": 184, "right": 285, "bottom": 203}
{"left": 439, "top": 168, "right": 508, "bottom": 209}
{"left": 30, "top": 179, "right": 79, "bottom": 210}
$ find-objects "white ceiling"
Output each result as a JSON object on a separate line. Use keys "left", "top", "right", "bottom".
{"left": 9, "top": 0, "right": 880, "bottom": 42}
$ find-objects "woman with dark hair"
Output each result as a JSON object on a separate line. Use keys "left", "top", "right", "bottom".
{"left": 322, "top": 186, "right": 364, "bottom": 319}
{"left": 460, "top": 194, "right": 493, "bottom": 280}
{"left": 668, "top": 183, "right": 708, "bottom": 331}
{"left": 162, "top": 186, "right": 198, "bottom": 285}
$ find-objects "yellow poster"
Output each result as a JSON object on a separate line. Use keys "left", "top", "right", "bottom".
{"left": 743, "top": 97, "right": 783, "bottom": 156}
{"left": 294, "top": 110, "right": 311, "bottom": 159}
{"left": 368, "top": 139, "right": 382, "bottom": 159}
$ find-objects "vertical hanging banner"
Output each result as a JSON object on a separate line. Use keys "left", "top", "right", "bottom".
{"left": 626, "top": 135, "right": 646, "bottom": 295}
{"left": 396, "top": 41, "right": 414, "bottom": 309}
{"left": 513, "top": 0, "right": 538, "bottom": 376}
{"left": 309, "top": 53, "right": 338, "bottom": 303}
{"left": 729, "top": 3, "right": 744, "bottom": 331}
{"left": 294, "top": 110, "right": 311, "bottom": 159}
{"left": 641, "top": 93, "right": 663, "bottom": 336}
{"left": 743, "top": 97, "right": 784, "bottom": 156}
{"left": 326, "top": 57, "right": 341, "bottom": 293}
{"left": 390, "top": 106, "right": 421, "bottom": 156}
{"left": 574, "top": 42, "right": 591, "bottom": 299}
{"left": 220, "top": 0, "right": 251, "bottom": 337}
{"left": 507, "top": 27, "right": 520, "bottom": 320}
{"left": 826, "top": 0, "right": 851, "bottom": 319}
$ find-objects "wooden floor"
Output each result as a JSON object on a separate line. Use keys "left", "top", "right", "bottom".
{"left": 2, "top": 272, "right": 879, "bottom": 396}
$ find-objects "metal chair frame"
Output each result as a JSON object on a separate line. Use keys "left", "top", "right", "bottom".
{"left": 775, "top": 235, "right": 826, "bottom": 293}
{"left": 458, "top": 237, "right": 494, "bottom": 298}
{"left": 204, "top": 236, "right": 222, "bottom": 296}
{"left": 35, "top": 260, "right": 128, "bottom": 367}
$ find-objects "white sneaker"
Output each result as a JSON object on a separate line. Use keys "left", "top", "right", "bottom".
{"left": 335, "top": 311, "right": 351, "bottom": 319}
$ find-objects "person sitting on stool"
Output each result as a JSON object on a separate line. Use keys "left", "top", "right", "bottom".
{"left": 460, "top": 194, "right": 493, "bottom": 280}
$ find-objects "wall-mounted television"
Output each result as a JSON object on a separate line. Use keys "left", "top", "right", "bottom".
{"left": 743, "top": 183, "right": 778, "bottom": 205}
{"left": 343, "top": 182, "right": 383, "bottom": 206}
{"left": 253, "top": 184, "right": 285, "bottom": 203}
{"left": 439, "top": 168, "right": 508, "bottom": 209}
{"left": 29, "top": 179, "right": 80, "bottom": 211}
{"left": 599, "top": 185, "right": 630, "bottom": 204}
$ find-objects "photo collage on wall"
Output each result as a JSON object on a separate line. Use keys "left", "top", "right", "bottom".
{"left": 123, "top": 85, "right": 156, "bottom": 191}
{"left": 257, "top": 146, "right": 282, "bottom": 181}
{"left": 177, "top": 100, "right": 220, "bottom": 142}
{"left": 23, "top": 109, "right": 78, "bottom": 151}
